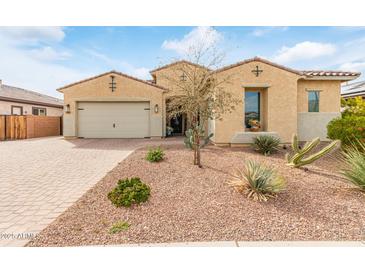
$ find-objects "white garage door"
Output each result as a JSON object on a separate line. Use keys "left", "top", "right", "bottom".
{"left": 77, "top": 102, "right": 150, "bottom": 138}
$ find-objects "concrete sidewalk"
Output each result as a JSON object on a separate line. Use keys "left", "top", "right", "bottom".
{"left": 105, "top": 241, "right": 365, "bottom": 247}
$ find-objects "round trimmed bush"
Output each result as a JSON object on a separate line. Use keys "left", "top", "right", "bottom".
{"left": 108, "top": 177, "right": 150, "bottom": 207}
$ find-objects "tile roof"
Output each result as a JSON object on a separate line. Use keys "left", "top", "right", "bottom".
{"left": 0, "top": 83, "right": 63, "bottom": 108}
{"left": 58, "top": 70, "right": 167, "bottom": 91}
{"left": 302, "top": 70, "right": 360, "bottom": 77}
{"left": 178, "top": 56, "right": 361, "bottom": 79}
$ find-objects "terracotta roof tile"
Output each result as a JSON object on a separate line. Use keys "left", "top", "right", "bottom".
{"left": 207, "top": 56, "right": 361, "bottom": 79}
{"left": 302, "top": 70, "right": 360, "bottom": 77}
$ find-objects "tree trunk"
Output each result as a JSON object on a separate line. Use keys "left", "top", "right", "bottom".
{"left": 196, "top": 135, "right": 202, "bottom": 167}
{"left": 193, "top": 144, "right": 198, "bottom": 165}
{"left": 193, "top": 130, "right": 202, "bottom": 168}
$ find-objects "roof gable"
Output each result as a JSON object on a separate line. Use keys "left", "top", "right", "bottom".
{"left": 150, "top": 60, "right": 210, "bottom": 75}
{"left": 212, "top": 56, "right": 360, "bottom": 80}
{"left": 58, "top": 71, "right": 167, "bottom": 92}
{"left": 215, "top": 57, "right": 302, "bottom": 75}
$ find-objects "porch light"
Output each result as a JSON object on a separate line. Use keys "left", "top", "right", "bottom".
{"left": 154, "top": 104, "right": 159, "bottom": 113}
{"left": 65, "top": 104, "right": 71, "bottom": 113}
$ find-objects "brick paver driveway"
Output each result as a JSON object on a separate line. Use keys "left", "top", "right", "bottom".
{"left": 0, "top": 137, "right": 178, "bottom": 246}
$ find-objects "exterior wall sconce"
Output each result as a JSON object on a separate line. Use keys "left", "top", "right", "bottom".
{"left": 65, "top": 104, "right": 71, "bottom": 113}
{"left": 154, "top": 104, "right": 159, "bottom": 113}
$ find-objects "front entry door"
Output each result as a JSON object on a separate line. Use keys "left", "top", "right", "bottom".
{"left": 170, "top": 114, "right": 185, "bottom": 135}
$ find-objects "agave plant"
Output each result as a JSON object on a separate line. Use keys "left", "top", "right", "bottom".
{"left": 228, "top": 160, "right": 286, "bottom": 202}
{"left": 252, "top": 135, "right": 281, "bottom": 156}
{"left": 341, "top": 139, "right": 365, "bottom": 191}
{"left": 286, "top": 134, "right": 339, "bottom": 168}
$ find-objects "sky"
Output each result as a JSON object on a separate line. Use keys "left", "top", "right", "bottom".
{"left": 1, "top": 26, "right": 365, "bottom": 99}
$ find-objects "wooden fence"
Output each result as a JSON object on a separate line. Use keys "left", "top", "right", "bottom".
{"left": 0, "top": 115, "right": 61, "bottom": 141}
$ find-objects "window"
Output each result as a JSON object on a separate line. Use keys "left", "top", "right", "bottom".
{"left": 11, "top": 105, "right": 23, "bottom": 115}
{"left": 32, "top": 107, "right": 47, "bottom": 116}
{"left": 245, "top": 91, "right": 260, "bottom": 128}
{"left": 308, "top": 91, "right": 320, "bottom": 112}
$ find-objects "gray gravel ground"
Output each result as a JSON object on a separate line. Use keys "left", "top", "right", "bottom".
{"left": 27, "top": 144, "right": 365, "bottom": 246}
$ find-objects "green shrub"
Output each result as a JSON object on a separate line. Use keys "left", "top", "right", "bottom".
{"left": 109, "top": 221, "right": 130, "bottom": 234}
{"left": 341, "top": 97, "right": 365, "bottom": 117}
{"left": 327, "top": 115, "right": 365, "bottom": 149}
{"left": 146, "top": 147, "right": 164, "bottom": 162}
{"left": 108, "top": 177, "right": 150, "bottom": 207}
{"left": 341, "top": 140, "right": 365, "bottom": 192}
{"left": 252, "top": 135, "right": 280, "bottom": 156}
{"left": 228, "top": 160, "right": 286, "bottom": 202}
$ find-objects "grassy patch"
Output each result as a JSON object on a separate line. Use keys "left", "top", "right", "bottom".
{"left": 109, "top": 221, "right": 130, "bottom": 234}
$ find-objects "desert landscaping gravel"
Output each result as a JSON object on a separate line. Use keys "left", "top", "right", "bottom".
{"left": 27, "top": 144, "right": 365, "bottom": 246}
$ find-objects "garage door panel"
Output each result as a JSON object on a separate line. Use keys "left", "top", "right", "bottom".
{"left": 78, "top": 102, "right": 150, "bottom": 138}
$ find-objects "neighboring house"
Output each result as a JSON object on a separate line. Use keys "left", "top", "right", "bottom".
{"left": 59, "top": 57, "right": 360, "bottom": 144}
{"left": 0, "top": 80, "right": 63, "bottom": 116}
{"left": 341, "top": 80, "right": 365, "bottom": 99}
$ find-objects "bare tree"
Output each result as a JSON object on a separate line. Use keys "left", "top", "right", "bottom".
{"left": 160, "top": 41, "right": 240, "bottom": 167}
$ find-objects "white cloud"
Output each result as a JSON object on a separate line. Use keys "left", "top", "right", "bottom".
{"left": 85, "top": 49, "right": 151, "bottom": 79}
{"left": 251, "top": 26, "right": 288, "bottom": 37}
{"left": 132, "top": 67, "right": 150, "bottom": 79}
{"left": 29, "top": 46, "right": 71, "bottom": 62}
{"left": 0, "top": 27, "right": 65, "bottom": 45}
{"left": 162, "top": 26, "right": 223, "bottom": 55}
{"left": 0, "top": 27, "right": 87, "bottom": 98}
{"left": 273, "top": 41, "right": 336, "bottom": 64}
{"left": 0, "top": 42, "right": 87, "bottom": 98}
{"left": 339, "top": 61, "right": 365, "bottom": 72}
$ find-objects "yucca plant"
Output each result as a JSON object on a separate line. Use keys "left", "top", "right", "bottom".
{"left": 286, "top": 134, "right": 339, "bottom": 168}
{"left": 341, "top": 139, "right": 365, "bottom": 192}
{"left": 228, "top": 160, "right": 286, "bottom": 202}
{"left": 252, "top": 135, "right": 281, "bottom": 156}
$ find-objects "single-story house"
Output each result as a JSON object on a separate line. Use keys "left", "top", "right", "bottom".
{"left": 0, "top": 80, "right": 64, "bottom": 116}
{"left": 59, "top": 57, "right": 360, "bottom": 144}
{"left": 341, "top": 80, "right": 365, "bottom": 99}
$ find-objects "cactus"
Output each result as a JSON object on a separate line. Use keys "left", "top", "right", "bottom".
{"left": 184, "top": 127, "right": 213, "bottom": 149}
{"left": 286, "top": 134, "right": 339, "bottom": 168}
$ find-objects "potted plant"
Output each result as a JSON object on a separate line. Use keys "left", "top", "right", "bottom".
{"left": 249, "top": 119, "right": 261, "bottom": 132}
{"left": 166, "top": 126, "right": 174, "bottom": 137}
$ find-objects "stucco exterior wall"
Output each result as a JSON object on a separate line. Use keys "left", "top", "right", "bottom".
{"left": 60, "top": 61, "right": 346, "bottom": 143}
{"left": 297, "top": 80, "right": 341, "bottom": 112}
{"left": 214, "top": 61, "right": 301, "bottom": 143}
{"left": 298, "top": 112, "right": 340, "bottom": 141}
{"left": 61, "top": 73, "right": 164, "bottom": 138}
{"left": 0, "top": 100, "right": 63, "bottom": 116}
